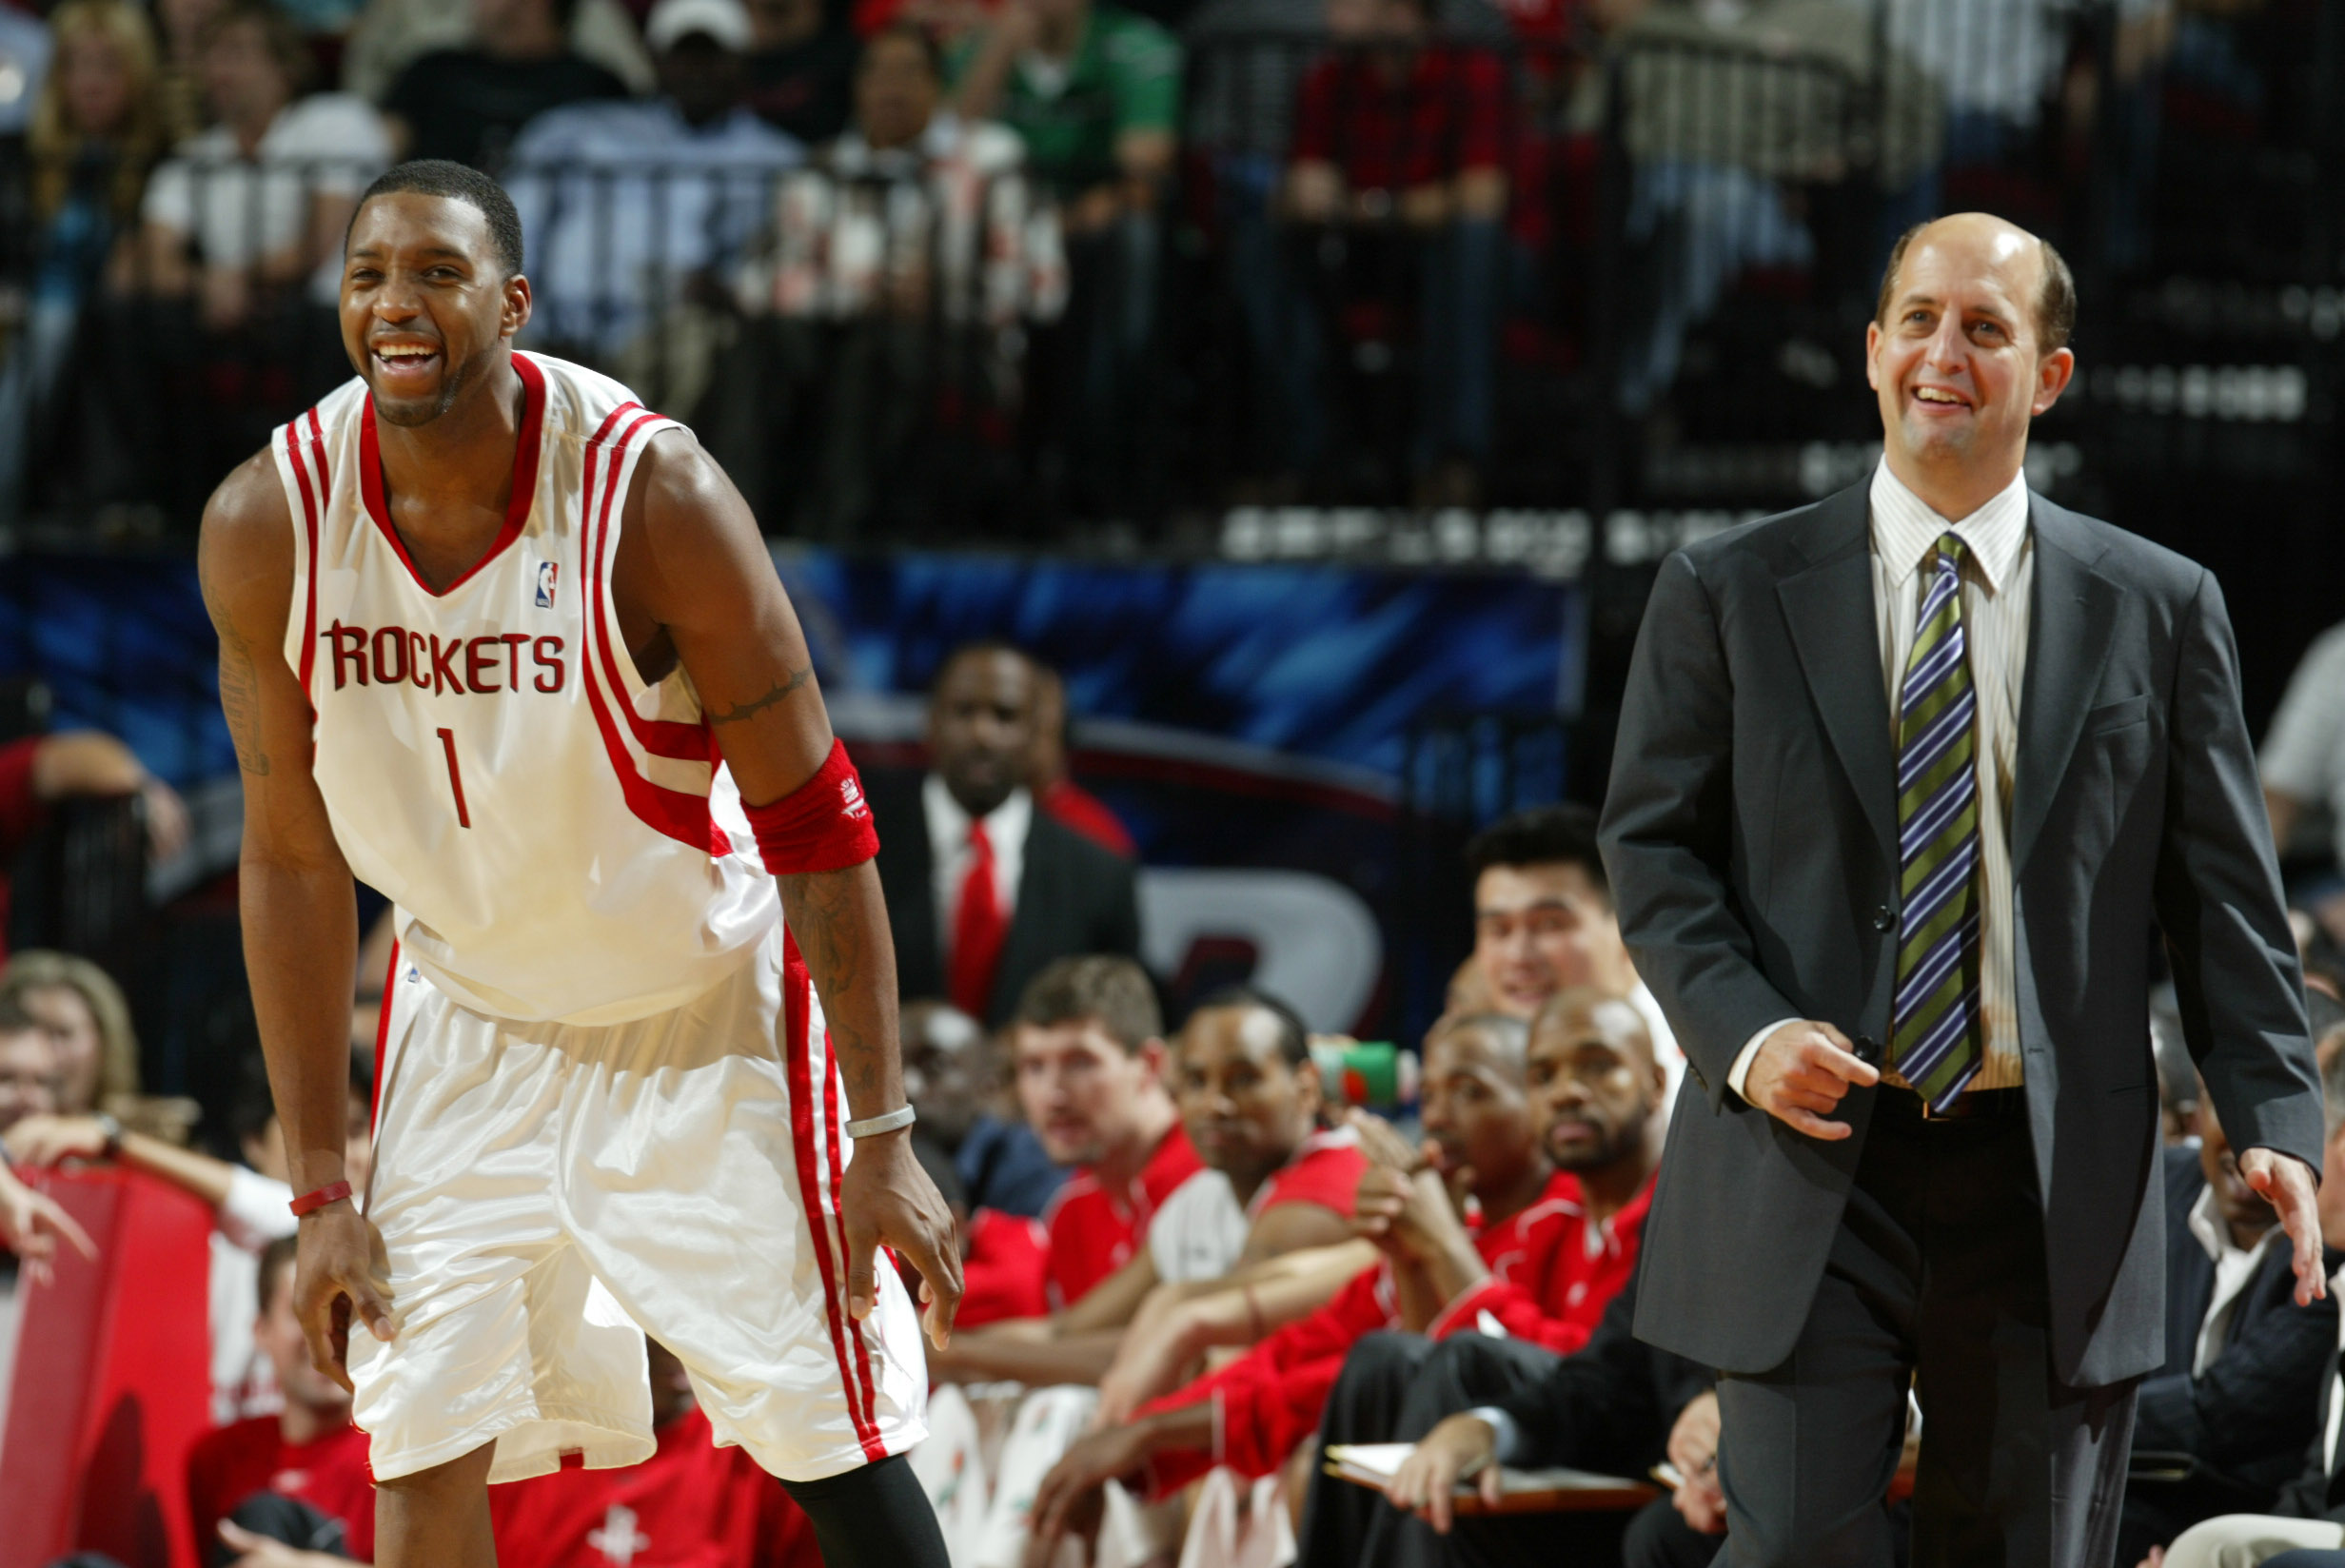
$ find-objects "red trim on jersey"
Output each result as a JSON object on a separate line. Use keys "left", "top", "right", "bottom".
{"left": 581, "top": 407, "right": 720, "bottom": 766}
{"left": 358, "top": 354, "right": 547, "bottom": 598}
{"left": 283, "top": 421, "right": 322, "bottom": 700}
{"left": 575, "top": 410, "right": 727, "bottom": 854}
{"left": 821, "top": 1025, "right": 887, "bottom": 1455}
{"left": 370, "top": 938, "right": 399, "bottom": 1138}
{"left": 781, "top": 933, "right": 889, "bottom": 1461}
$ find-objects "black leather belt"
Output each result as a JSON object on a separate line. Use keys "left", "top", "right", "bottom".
{"left": 1882, "top": 1085, "right": 2027, "bottom": 1122}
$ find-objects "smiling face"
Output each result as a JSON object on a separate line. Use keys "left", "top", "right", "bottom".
{"left": 21, "top": 983, "right": 104, "bottom": 1115}
{"left": 1417, "top": 1018, "right": 1537, "bottom": 1194}
{"left": 341, "top": 191, "right": 530, "bottom": 428}
{"left": 1172, "top": 1004, "right": 1320, "bottom": 1191}
{"left": 1523, "top": 990, "right": 1660, "bottom": 1174}
{"left": 1471, "top": 862, "right": 1634, "bottom": 1020}
{"left": 1866, "top": 214, "right": 2074, "bottom": 497}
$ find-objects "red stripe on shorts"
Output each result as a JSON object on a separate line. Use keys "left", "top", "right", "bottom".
{"left": 370, "top": 937, "right": 400, "bottom": 1138}
{"left": 821, "top": 1027, "right": 888, "bottom": 1454}
{"left": 782, "top": 934, "right": 888, "bottom": 1460}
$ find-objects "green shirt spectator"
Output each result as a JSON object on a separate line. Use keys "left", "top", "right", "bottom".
{"left": 951, "top": 0, "right": 1179, "bottom": 216}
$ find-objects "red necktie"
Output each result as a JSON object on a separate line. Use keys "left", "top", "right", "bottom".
{"left": 949, "top": 819, "right": 1008, "bottom": 1018}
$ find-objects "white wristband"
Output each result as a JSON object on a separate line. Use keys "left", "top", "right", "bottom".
{"left": 844, "top": 1105, "right": 916, "bottom": 1139}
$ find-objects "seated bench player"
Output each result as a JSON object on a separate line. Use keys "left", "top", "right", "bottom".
{"left": 1025, "top": 989, "right": 1663, "bottom": 1561}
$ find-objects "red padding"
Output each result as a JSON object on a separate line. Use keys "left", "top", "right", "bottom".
{"left": 746, "top": 738, "right": 881, "bottom": 875}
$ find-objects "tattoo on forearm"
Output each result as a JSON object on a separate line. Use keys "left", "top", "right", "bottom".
{"left": 779, "top": 866, "right": 892, "bottom": 1108}
{"left": 707, "top": 665, "right": 813, "bottom": 727}
{"left": 203, "top": 570, "right": 271, "bottom": 776}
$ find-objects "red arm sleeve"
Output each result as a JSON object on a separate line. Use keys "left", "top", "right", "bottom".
{"left": 1135, "top": 1265, "right": 1394, "bottom": 1496}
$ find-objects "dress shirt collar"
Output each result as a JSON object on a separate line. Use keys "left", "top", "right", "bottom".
{"left": 922, "top": 772, "right": 1033, "bottom": 853}
{"left": 1869, "top": 458, "right": 2031, "bottom": 597}
{"left": 2185, "top": 1179, "right": 2281, "bottom": 1267}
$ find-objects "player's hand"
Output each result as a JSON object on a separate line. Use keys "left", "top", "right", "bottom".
{"left": 1025, "top": 1423, "right": 1147, "bottom": 1568}
{"left": 1742, "top": 1021, "right": 1877, "bottom": 1140}
{"left": 3, "top": 1113, "right": 110, "bottom": 1166}
{"left": 1094, "top": 1298, "right": 1198, "bottom": 1427}
{"left": 1383, "top": 1413, "right": 1500, "bottom": 1536}
{"left": 838, "top": 1126, "right": 963, "bottom": 1350}
{"left": 0, "top": 1163, "right": 97, "bottom": 1286}
{"left": 294, "top": 1198, "right": 396, "bottom": 1393}
{"left": 2239, "top": 1147, "right": 2329, "bottom": 1306}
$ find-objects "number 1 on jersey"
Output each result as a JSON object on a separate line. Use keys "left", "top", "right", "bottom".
{"left": 436, "top": 727, "right": 473, "bottom": 829}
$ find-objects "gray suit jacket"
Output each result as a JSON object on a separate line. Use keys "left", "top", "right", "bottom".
{"left": 1599, "top": 480, "right": 2322, "bottom": 1387}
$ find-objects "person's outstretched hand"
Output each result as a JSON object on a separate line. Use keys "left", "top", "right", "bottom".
{"left": 1743, "top": 1021, "right": 1877, "bottom": 1140}
{"left": 0, "top": 1163, "right": 96, "bottom": 1285}
{"left": 838, "top": 1127, "right": 964, "bottom": 1349}
{"left": 2238, "top": 1147, "right": 2328, "bottom": 1305}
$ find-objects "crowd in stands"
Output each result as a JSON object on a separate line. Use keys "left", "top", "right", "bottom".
{"left": 10, "top": 605, "right": 2345, "bottom": 1568}
{"left": 0, "top": 0, "right": 2267, "bottom": 528}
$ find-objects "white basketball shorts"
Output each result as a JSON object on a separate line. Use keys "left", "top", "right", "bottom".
{"left": 350, "top": 921, "right": 928, "bottom": 1485}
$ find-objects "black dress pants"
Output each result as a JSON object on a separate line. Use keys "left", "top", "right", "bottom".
{"left": 1294, "top": 1331, "right": 1627, "bottom": 1568}
{"left": 1712, "top": 1090, "right": 2138, "bottom": 1568}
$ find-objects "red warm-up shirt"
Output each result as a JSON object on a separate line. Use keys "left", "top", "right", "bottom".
{"left": 488, "top": 1406, "right": 818, "bottom": 1568}
{"left": 186, "top": 1415, "right": 376, "bottom": 1565}
{"left": 1043, "top": 1124, "right": 1203, "bottom": 1308}
{"left": 960, "top": 1207, "right": 1053, "bottom": 1328}
{"left": 1292, "top": 46, "right": 1509, "bottom": 193}
{"left": 1136, "top": 1166, "right": 1654, "bottom": 1494}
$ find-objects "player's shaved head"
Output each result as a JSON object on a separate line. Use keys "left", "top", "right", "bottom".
{"left": 1428, "top": 1011, "right": 1531, "bottom": 1079}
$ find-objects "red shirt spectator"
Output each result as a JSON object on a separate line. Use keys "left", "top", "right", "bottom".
{"left": 1291, "top": 43, "right": 1508, "bottom": 195}
{"left": 959, "top": 1206, "right": 1053, "bottom": 1327}
{"left": 1133, "top": 1166, "right": 1652, "bottom": 1494}
{"left": 489, "top": 1404, "right": 818, "bottom": 1568}
{"left": 1042, "top": 1122, "right": 1202, "bottom": 1307}
{"left": 187, "top": 1416, "right": 376, "bottom": 1563}
{"left": 1039, "top": 778, "right": 1136, "bottom": 861}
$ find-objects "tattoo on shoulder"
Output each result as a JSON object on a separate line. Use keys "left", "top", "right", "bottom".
{"left": 707, "top": 665, "right": 813, "bottom": 728}
{"left": 201, "top": 568, "right": 271, "bottom": 776}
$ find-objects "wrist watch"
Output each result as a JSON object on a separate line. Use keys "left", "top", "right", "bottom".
{"left": 92, "top": 1112, "right": 124, "bottom": 1160}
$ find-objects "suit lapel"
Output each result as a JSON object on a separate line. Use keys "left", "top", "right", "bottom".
{"left": 2011, "top": 499, "right": 2120, "bottom": 876}
{"left": 1777, "top": 487, "right": 1898, "bottom": 861}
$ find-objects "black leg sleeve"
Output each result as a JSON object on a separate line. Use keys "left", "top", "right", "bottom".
{"left": 778, "top": 1451, "right": 952, "bottom": 1568}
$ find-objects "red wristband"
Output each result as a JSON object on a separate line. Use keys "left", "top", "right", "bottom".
{"left": 289, "top": 1181, "right": 352, "bottom": 1218}
{"left": 744, "top": 738, "right": 881, "bottom": 875}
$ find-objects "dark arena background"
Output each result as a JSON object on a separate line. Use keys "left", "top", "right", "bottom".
{"left": 4, "top": 0, "right": 2345, "bottom": 1563}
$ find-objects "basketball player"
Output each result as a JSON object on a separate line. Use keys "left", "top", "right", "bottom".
{"left": 196, "top": 159, "right": 962, "bottom": 1568}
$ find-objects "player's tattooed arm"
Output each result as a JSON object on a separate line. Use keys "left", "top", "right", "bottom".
{"left": 202, "top": 568, "right": 271, "bottom": 776}
{"left": 706, "top": 663, "right": 813, "bottom": 728}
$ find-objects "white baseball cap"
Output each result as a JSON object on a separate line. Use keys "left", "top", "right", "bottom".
{"left": 645, "top": 0, "right": 753, "bottom": 51}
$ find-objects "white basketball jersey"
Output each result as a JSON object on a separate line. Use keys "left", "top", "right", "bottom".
{"left": 273, "top": 352, "right": 780, "bottom": 1026}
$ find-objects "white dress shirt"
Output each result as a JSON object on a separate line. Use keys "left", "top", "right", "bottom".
{"left": 923, "top": 774, "right": 1033, "bottom": 965}
{"left": 2183, "top": 1183, "right": 2285, "bottom": 1378}
{"left": 1730, "top": 459, "right": 2035, "bottom": 1099}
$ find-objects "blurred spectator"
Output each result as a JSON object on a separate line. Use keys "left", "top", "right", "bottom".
{"left": 4, "top": 1045, "right": 371, "bottom": 1420}
{"left": 742, "top": 0, "right": 857, "bottom": 143}
{"left": 2262, "top": 618, "right": 2345, "bottom": 944}
{"left": 139, "top": 0, "right": 390, "bottom": 327}
{"left": 0, "top": 729, "right": 189, "bottom": 964}
{"left": 341, "top": 0, "right": 651, "bottom": 101}
{"left": 151, "top": 0, "right": 226, "bottom": 141}
{"left": 715, "top": 23, "right": 1063, "bottom": 537}
{"left": 380, "top": 0, "right": 630, "bottom": 168}
{"left": 2117, "top": 1090, "right": 2338, "bottom": 1560}
{"left": 1, "top": 0, "right": 170, "bottom": 523}
{"left": 949, "top": 0, "right": 1177, "bottom": 516}
{"left": 1463, "top": 803, "right": 1684, "bottom": 1105}
{"left": 0, "top": 1150, "right": 96, "bottom": 1286}
{"left": 0, "top": 1000, "right": 58, "bottom": 1136}
{"left": 2, "top": 951, "right": 153, "bottom": 1126}
{"left": 1607, "top": 0, "right": 1942, "bottom": 413}
{"left": 1286, "top": 0, "right": 1507, "bottom": 503}
{"left": 0, "top": 0, "right": 51, "bottom": 137}
{"left": 900, "top": 998, "right": 1064, "bottom": 1216}
{"left": 489, "top": 1341, "right": 820, "bottom": 1568}
{"left": 1029, "top": 662, "right": 1134, "bottom": 859}
{"left": 869, "top": 644, "right": 1141, "bottom": 1026}
{"left": 186, "top": 1238, "right": 374, "bottom": 1567}
{"left": 505, "top": 0, "right": 801, "bottom": 365}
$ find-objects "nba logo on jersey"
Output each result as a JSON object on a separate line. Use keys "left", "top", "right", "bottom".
{"left": 535, "top": 559, "right": 559, "bottom": 610}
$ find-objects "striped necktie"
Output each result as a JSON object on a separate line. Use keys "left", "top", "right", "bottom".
{"left": 1890, "top": 533, "right": 1985, "bottom": 1111}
